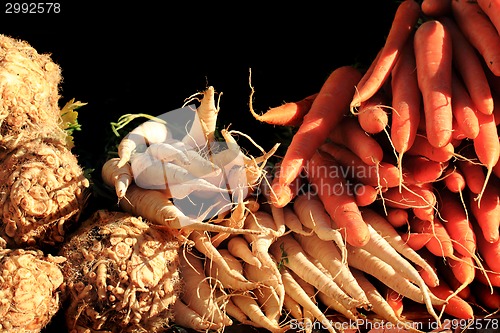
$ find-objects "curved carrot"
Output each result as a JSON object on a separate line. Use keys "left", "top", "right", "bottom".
{"left": 421, "top": 0, "right": 452, "bottom": 17}
{"left": 438, "top": 190, "right": 477, "bottom": 257}
{"left": 249, "top": 93, "right": 318, "bottom": 127}
{"left": 272, "top": 65, "right": 362, "bottom": 207}
{"left": 305, "top": 150, "right": 370, "bottom": 247}
{"left": 414, "top": 20, "right": 453, "bottom": 148}
{"left": 477, "top": 0, "right": 500, "bottom": 44}
{"left": 442, "top": 166, "right": 466, "bottom": 194}
{"left": 451, "top": 0, "right": 500, "bottom": 76}
{"left": 390, "top": 35, "right": 421, "bottom": 164}
{"left": 410, "top": 218, "right": 455, "bottom": 259}
{"left": 473, "top": 111, "right": 500, "bottom": 206}
{"left": 469, "top": 180, "right": 500, "bottom": 244}
{"left": 440, "top": 16, "right": 494, "bottom": 115}
{"left": 356, "top": 90, "right": 389, "bottom": 134}
{"left": 328, "top": 117, "right": 384, "bottom": 166}
{"left": 406, "top": 134, "right": 455, "bottom": 163}
{"left": 450, "top": 73, "right": 481, "bottom": 140}
{"left": 428, "top": 281, "right": 474, "bottom": 319}
{"left": 350, "top": 0, "right": 421, "bottom": 112}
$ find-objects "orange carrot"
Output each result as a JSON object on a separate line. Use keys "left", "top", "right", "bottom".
{"left": 272, "top": 65, "right": 362, "bottom": 207}
{"left": 450, "top": 73, "right": 481, "bottom": 139}
{"left": 475, "top": 262, "right": 500, "bottom": 288}
{"left": 319, "top": 141, "right": 400, "bottom": 189}
{"left": 354, "top": 183, "right": 379, "bottom": 207}
{"left": 471, "top": 282, "right": 500, "bottom": 310}
{"left": 414, "top": 19, "right": 453, "bottom": 148}
{"left": 438, "top": 190, "right": 477, "bottom": 258}
{"left": 305, "top": 150, "right": 370, "bottom": 247}
{"left": 384, "top": 287, "right": 405, "bottom": 319}
{"left": 445, "top": 254, "right": 476, "bottom": 300}
{"left": 386, "top": 208, "right": 409, "bottom": 228}
{"left": 402, "top": 155, "right": 446, "bottom": 185}
{"left": 406, "top": 134, "right": 455, "bottom": 163}
{"left": 383, "top": 184, "right": 437, "bottom": 222}
{"left": 428, "top": 281, "right": 474, "bottom": 319}
{"left": 469, "top": 180, "right": 500, "bottom": 244}
{"left": 437, "top": 260, "right": 472, "bottom": 301}
{"left": 356, "top": 90, "right": 389, "bottom": 134}
{"left": 421, "top": 0, "right": 451, "bottom": 17}
{"left": 410, "top": 217, "right": 455, "bottom": 258}
{"left": 328, "top": 117, "right": 384, "bottom": 166}
{"left": 477, "top": 0, "right": 500, "bottom": 34}
{"left": 249, "top": 93, "right": 318, "bottom": 127}
{"left": 442, "top": 166, "right": 466, "bottom": 194}
{"left": 440, "top": 16, "right": 494, "bottom": 115}
{"left": 350, "top": 0, "right": 421, "bottom": 112}
{"left": 457, "top": 155, "right": 487, "bottom": 195}
{"left": 472, "top": 110, "right": 500, "bottom": 206}
{"left": 400, "top": 232, "right": 434, "bottom": 251}
{"left": 451, "top": 0, "right": 500, "bottom": 76}
{"left": 390, "top": 34, "right": 421, "bottom": 172}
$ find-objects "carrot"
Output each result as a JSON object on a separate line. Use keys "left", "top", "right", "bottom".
{"left": 469, "top": 179, "right": 500, "bottom": 243}
{"left": 457, "top": 154, "right": 487, "bottom": 195}
{"left": 442, "top": 166, "right": 466, "bottom": 194}
{"left": 249, "top": 92, "right": 318, "bottom": 127}
{"left": 353, "top": 183, "right": 379, "bottom": 207}
{"left": 386, "top": 208, "right": 409, "bottom": 228}
{"left": 390, "top": 34, "right": 421, "bottom": 181}
{"left": 361, "top": 208, "right": 440, "bottom": 287}
{"left": 179, "top": 250, "right": 233, "bottom": 328}
{"left": 227, "top": 236, "right": 262, "bottom": 268}
{"left": 440, "top": 16, "right": 494, "bottom": 116}
{"left": 406, "top": 134, "right": 455, "bottom": 163}
{"left": 319, "top": 141, "right": 401, "bottom": 189}
{"left": 421, "top": 0, "right": 451, "bottom": 17}
{"left": 449, "top": 74, "right": 481, "bottom": 140}
{"left": 477, "top": 0, "right": 500, "bottom": 33}
{"left": 475, "top": 261, "right": 500, "bottom": 288}
{"left": 428, "top": 281, "right": 474, "bottom": 320}
{"left": 472, "top": 110, "right": 500, "bottom": 206}
{"left": 280, "top": 268, "right": 339, "bottom": 333}
{"left": 292, "top": 193, "right": 346, "bottom": 249}
{"left": 438, "top": 190, "right": 477, "bottom": 257}
{"left": 294, "top": 232, "right": 370, "bottom": 305}
{"left": 471, "top": 282, "right": 500, "bottom": 310}
{"left": 452, "top": 0, "right": 500, "bottom": 76}
{"left": 402, "top": 155, "right": 446, "bottom": 185}
{"left": 270, "top": 234, "right": 362, "bottom": 311}
{"left": 414, "top": 20, "right": 453, "bottom": 148}
{"left": 445, "top": 254, "right": 476, "bottom": 298}
{"left": 304, "top": 150, "right": 370, "bottom": 247}
{"left": 328, "top": 116, "right": 384, "bottom": 166}
{"left": 383, "top": 184, "right": 437, "bottom": 222}
{"left": 436, "top": 259, "right": 472, "bottom": 301}
{"left": 350, "top": 0, "right": 421, "bottom": 112}
{"left": 400, "top": 232, "right": 434, "bottom": 252}
{"left": 409, "top": 217, "right": 455, "bottom": 259}
{"left": 356, "top": 90, "right": 390, "bottom": 135}
{"left": 272, "top": 65, "right": 362, "bottom": 202}
{"left": 384, "top": 286, "right": 405, "bottom": 319}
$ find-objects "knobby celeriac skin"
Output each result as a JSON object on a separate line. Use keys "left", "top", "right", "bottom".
{"left": 58, "top": 210, "right": 182, "bottom": 333}
{"left": 0, "top": 34, "right": 67, "bottom": 159}
{"left": 0, "top": 247, "right": 66, "bottom": 333}
{"left": 0, "top": 137, "right": 90, "bottom": 250}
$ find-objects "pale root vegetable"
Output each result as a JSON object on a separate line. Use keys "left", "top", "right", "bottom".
{"left": 294, "top": 233, "right": 370, "bottom": 306}
{"left": 205, "top": 248, "right": 258, "bottom": 291}
{"left": 0, "top": 248, "right": 65, "bottom": 333}
{"left": 281, "top": 268, "right": 339, "bottom": 333}
{"left": 101, "top": 157, "right": 133, "bottom": 200}
{"left": 0, "top": 138, "right": 90, "bottom": 249}
{"left": 182, "top": 86, "right": 219, "bottom": 147}
{"left": 171, "top": 299, "right": 215, "bottom": 331}
{"left": 350, "top": 268, "right": 422, "bottom": 333}
{"left": 0, "top": 34, "right": 67, "bottom": 159}
{"left": 270, "top": 234, "right": 363, "bottom": 311}
{"left": 226, "top": 235, "right": 262, "bottom": 268}
{"left": 178, "top": 249, "right": 232, "bottom": 329}
{"left": 59, "top": 210, "right": 182, "bottom": 332}
{"left": 117, "top": 118, "right": 171, "bottom": 168}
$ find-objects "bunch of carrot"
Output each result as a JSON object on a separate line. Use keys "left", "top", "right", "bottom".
{"left": 96, "top": 0, "right": 500, "bottom": 331}
{"left": 245, "top": 0, "right": 500, "bottom": 327}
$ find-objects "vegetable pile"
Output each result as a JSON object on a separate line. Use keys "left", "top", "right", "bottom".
{"left": 2, "top": 0, "right": 500, "bottom": 332}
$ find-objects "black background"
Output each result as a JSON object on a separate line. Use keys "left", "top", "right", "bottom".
{"left": 2, "top": 2, "right": 400, "bottom": 332}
